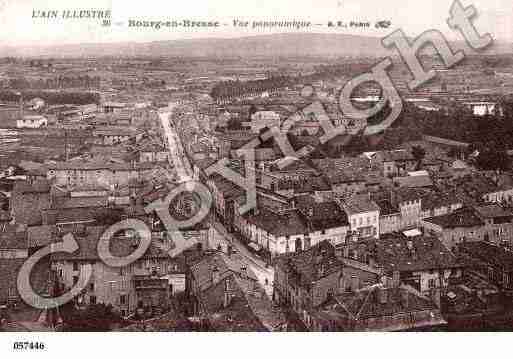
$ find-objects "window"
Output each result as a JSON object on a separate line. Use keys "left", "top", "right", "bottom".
{"left": 73, "top": 276, "right": 79, "bottom": 285}
{"left": 89, "top": 296, "right": 96, "bottom": 305}
{"left": 428, "top": 278, "right": 436, "bottom": 289}
{"left": 120, "top": 295, "right": 127, "bottom": 305}
{"left": 89, "top": 283, "right": 95, "bottom": 292}
{"left": 73, "top": 262, "right": 79, "bottom": 271}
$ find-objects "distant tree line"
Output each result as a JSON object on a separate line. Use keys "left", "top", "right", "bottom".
{"left": 0, "top": 90, "right": 100, "bottom": 105}
{"left": 8, "top": 75, "right": 101, "bottom": 90}
{"left": 210, "top": 76, "right": 292, "bottom": 102}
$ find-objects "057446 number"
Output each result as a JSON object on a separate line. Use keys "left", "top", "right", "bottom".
{"left": 13, "top": 342, "right": 46, "bottom": 350}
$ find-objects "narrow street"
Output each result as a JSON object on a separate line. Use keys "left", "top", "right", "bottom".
{"left": 159, "top": 104, "right": 274, "bottom": 298}
{"left": 158, "top": 106, "right": 192, "bottom": 183}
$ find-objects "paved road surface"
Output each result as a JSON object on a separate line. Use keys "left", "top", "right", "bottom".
{"left": 158, "top": 107, "right": 192, "bottom": 182}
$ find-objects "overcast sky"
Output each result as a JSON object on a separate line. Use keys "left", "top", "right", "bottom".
{"left": 0, "top": 0, "right": 511, "bottom": 45}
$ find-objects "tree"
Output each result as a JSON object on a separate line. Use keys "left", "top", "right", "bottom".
{"left": 476, "top": 148, "right": 511, "bottom": 171}
{"left": 411, "top": 145, "right": 426, "bottom": 170}
{"left": 61, "top": 303, "right": 125, "bottom": 331}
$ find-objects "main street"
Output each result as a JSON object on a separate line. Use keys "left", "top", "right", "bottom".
{"left": 158, "top": 105, "right": 193, "bottom": 183}
{"left": 158, "top": 104, "right": 274, "bottom": 298}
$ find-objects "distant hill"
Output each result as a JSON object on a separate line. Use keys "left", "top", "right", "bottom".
{"left": 0, "top": 33, "right": 404, "bottom": 58}
{"left": 1, "top": 33, "right": 511, "bottom": 58}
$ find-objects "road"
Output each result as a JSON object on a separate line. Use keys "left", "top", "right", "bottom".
{"left": 159, "top": 104, "right": 274, "bottom": 298}
{"left": 158, "top": 106, "right": 192, "bottom": 183}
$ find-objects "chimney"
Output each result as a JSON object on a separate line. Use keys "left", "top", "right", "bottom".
{"left": 392, "top": 270, "right": 400, "bottom": 288}
{"left": 212, "top": 265, "right": 220, "bottom": 284}
{"left": 343, "top": 245, "right": 350, "bottom": 258}
{"left": 377, "top": 286, "right": 388, "bottom": 305}
{"left": 350, "top": 275, "right": 359, "bottom": 292}
{"left": 406, "top": 240, "right": 413, "bottom": 250}
{"left": 223, "top": 277, "right": 232, "bottom": 308}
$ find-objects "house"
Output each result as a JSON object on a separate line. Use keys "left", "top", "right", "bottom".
{"left": 474, "top": 204, "right": 513, "bottom": 245}
{"left": 103, "top": 102, "right": 127, "bottom": 114}
{"left": 421, "top": 205, "right": 513, "bottom": 250}
{"left": 243, "top": 110, "right": 281, "bottom": 133}
{"left": 336, "top": 232, "right": 464, "bottom": 307}
{"left": 138, "top": 143, "right": 169, "bottom": 163}
{"left": 370, "top": 233, "right": 463, "bottom": 296}
{"left": 10, "top": 179, "right": 51, "bottom": 226}
{"left": 421, "top": 207, "right": 485, "bottom": 250}
{"left": 16, "top": 115, "right": 48, "bottom": 128}
{"left": 313, "top": 157, "right": 370, "bottom": 195}
{"left": 0, "top": 226, "right": 28, "bottom": 305}
{"left": 46, "top": 159, "right": 167, "bottom": 188}
{"left": 456, "top": 241, "right": 513, "bottom": 291}
{"left": 51, "top": 226, "right": 186, "bottom": 317}
{"left": 419, "top": 192, "right": 463, "bottom": 219}
{"left": 463, "top": 101, "right": 499, "bottom": 116}
{"left": 92, "top": 127, "right": 143, "bottom": 145}
{"left": 189, "top": 250, "right": 286, "bottom": 331}
{"left": 393, "top": 175, "right": 433, "bottom": 189}
{"left": 238, "top": 207, "right": 308, "bottom": 256}
{"left": 269, "top": 174, "right": 331, "bottom": 201}
{"left": 207, "top": 173, "right": 245, "bottom": 232}
{"left": 273, "top": 241, "right": 380, "bottom": 330}
{"left": 375, "top": 198, "right": 401, "bottom": 235}
{"left": 310, "top": 284, "right": 446, "bottom": 331}
{"left": 371, "top": 150, "right": 416, "bottom": 178}
{"left": 0, "top": 224, "right": 50, "bottom": 306}
{"left": 338, "top": 194, "right": 380, "bottom": 239}
{"left": 295, "top": 196, "right": 350, "bottom": 248}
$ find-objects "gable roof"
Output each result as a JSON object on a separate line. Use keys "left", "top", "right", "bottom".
{"left": 276, "top": 241, "right": 343, "bottom": 288}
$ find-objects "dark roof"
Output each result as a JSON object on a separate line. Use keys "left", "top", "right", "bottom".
{"left": 0, "top": 226, "right": 27, "bottom": 249}
{"left": 208, "top": 173, "right": 245, "bottom": 199}
{"left": 314, "top": 285, "right": 444, "bottom": 331}
{"left": 423, "top": 207, "right": 484, "bottom": 229}
{"left": 341, "top": 194, "right": 380, "bottom": 215}
{"left": 474, "top": 204, "right": 513, "bottom": 219}
{"left": 244, "top": 208, "right": 308, "bottom": 237}
{"left": 51, "top": 226, "right": 170, "bottom": 261}
{"left": 276, "top": 241, "right": 343, "bottom": 288}
{"left": 458, "top": 241, "right": 513, "bottom": 272}
{"left": 375, "top": 199, "right": 399, "bottom": 216}
{"left": 191, "top": 251, "right": 258, "bottom": 292}
{"left": 52, "top": 196, "right": 108, "bottom": 210}
{"left": 420, "top": 192, "right": 461, "bottom": 211}
{"left": 27, "top": 225, "right": 56, "bottom": 248}
{"left": 393, "top": 175, "right": 433, "bottom": 189}
{"left": 296, "top": 196, "right": 349, "bottom": 231}
{"left": 47, "top": 159, "right": 162, "bottom": 172}
{"left": 379, "top": 150, "right": 415, "bottom": 163}
{"left": 275, "top": 175, "right": 330, "bottom": 193}
{"left": 313, "top": 157, "right": 370, "bottom": 184}
{"left": 372, "top": 233, "right": 462, "bottom": 272}
{"left": 12, "top": 179, "right": 51, "bottom": 194}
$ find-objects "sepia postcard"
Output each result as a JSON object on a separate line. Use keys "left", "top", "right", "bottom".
{"left": 0, "top": 0, "right": 513, "bottom": 356}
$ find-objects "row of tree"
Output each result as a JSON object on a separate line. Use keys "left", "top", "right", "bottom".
{"left": 8, "top": 75, "right": 101, "bottom": 90}
{"left": 210, "top": 76, "right": 292, "bottom": 101}
{"left": 0, "top": 90, "right": 100, "bottom": 105}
